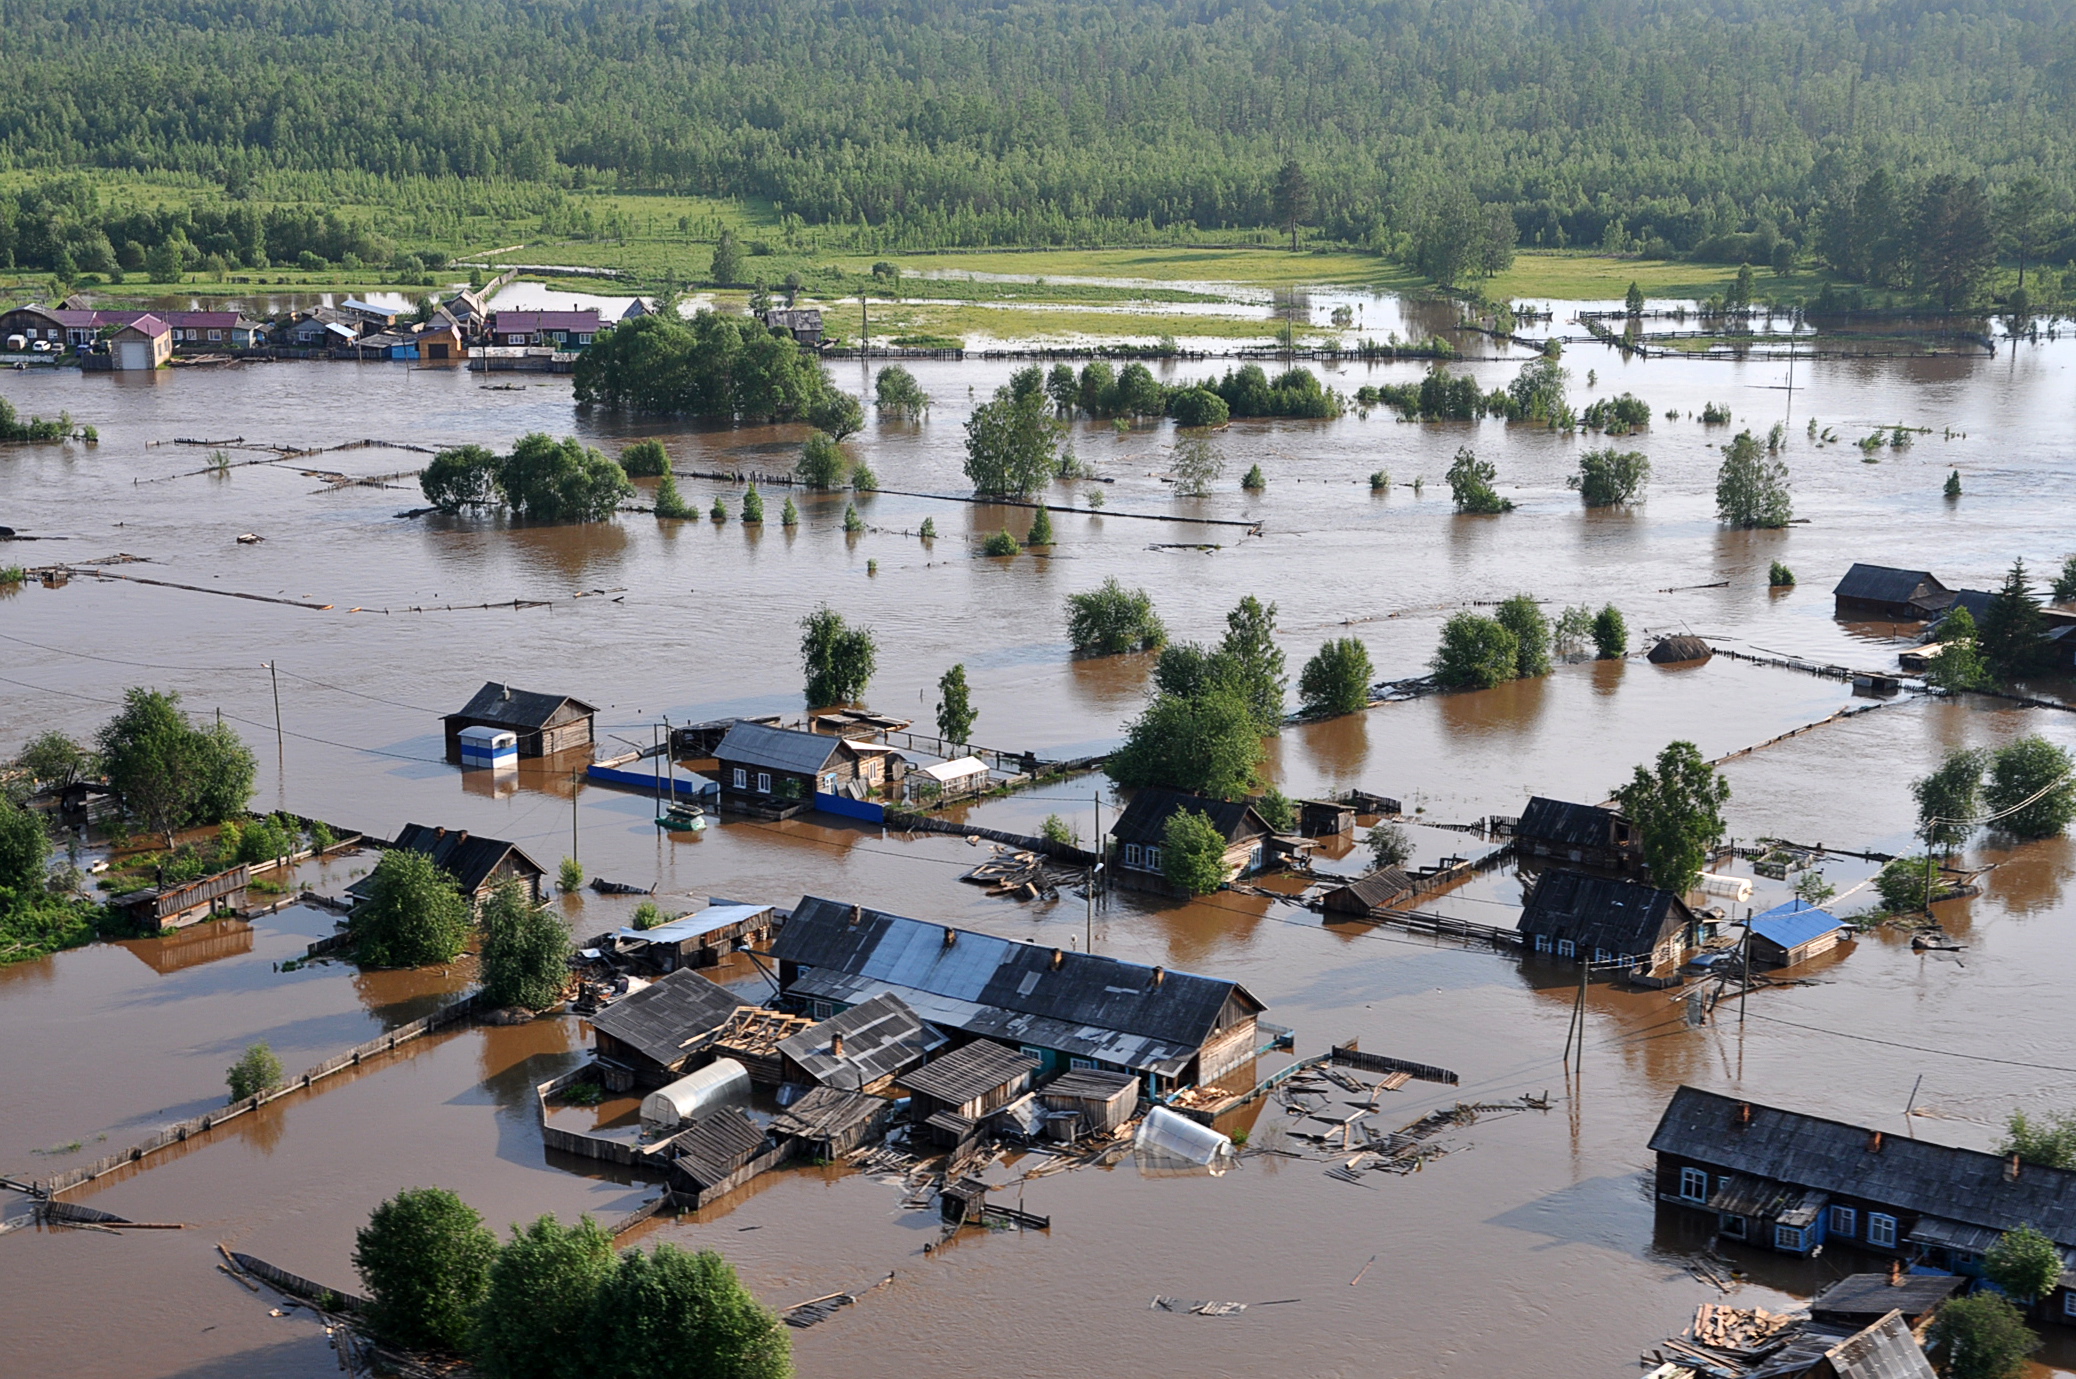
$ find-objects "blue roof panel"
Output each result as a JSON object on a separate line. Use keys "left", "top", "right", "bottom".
{"left": 1750, "top": 899, "right": 1843, "bottom": 949}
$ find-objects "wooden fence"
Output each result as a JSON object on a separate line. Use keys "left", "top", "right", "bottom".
{"left": 229, "top": 1251, "right": 368, "bottom": 1313}
{"left": 881, "top": 811, "right": 1098, "bottom": 867}
{"left": 35, "top": 992, "right": 481, "bottom": 1196}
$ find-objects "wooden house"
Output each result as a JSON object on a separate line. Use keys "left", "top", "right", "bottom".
{"left": 705, "top": 1007, "right": 815, "bottom": 1085}
{"left": 776, "top": 991, "right": 947, "bottom": 1093}
{"left": 1517, "top": 869, "right": 1695, "bottom": 979}
{"left": 112, "top": 864, "right": 250, "bottom": 932}
{"left": 661, "top": 1107, "right": 769, "bottom": 1195}
{"left": 442, "top": 288, "right": 490, "bottom": 329}
{"left": 712, "top": 720, "right": 898, "bottom": 815}
{"left": 1320, "top": 867, "right": 1416, "bottom": 919}
{"left": 761, "top": 307, "right": 824, "bottom": 346}
{"left": 1833, "top": 564, "right": 1955, "bottom": 621}
{"left": 1810, "top": 1273, "right": 1963, "bottom": 1332}
{"left": 1109, "top": 787, "right": 1273, "bottom": 890}
{"left": 1650, "top": 1085, "right": 2076, "bottom": 1279}
{"left": 0, "top": 305, "right": 70, "bottom": 349}
{"left": 1038, "top": 1067, "right": 1139, "bottom": 1139}
{"left": 346, "top": 823, "right": 545, "bottom": 908}
{"left": 772, "top": 895, "right": 1270, "bottom": 1095}
{"left": 489, "top": 309, "right": 601, "bottom": 349}
{"left": 443, "top": 681, "right": 596, "bottom": 759}
{"left": 1299, "top": 799, "right": 1356, "bottom": 837}
{"left": 899, "top": 1040, "right": 1037, "bottom": 1148}
{"left": 1516, "top": 796, "right": 1641, "bottom": 873}
{"left": 1747, "top": 900, "right": 1848, "bottom": 969}
{"left": 340, "top": 299, "right": 400, "bottom": 330}
{"left": 588, "top": 968, "right": 746, "bottom": 1090}
{"left": 608, "top": 902, "right": 778, "bottom": 973}
{"left": 109, "top": 315, "right": 172, "bottom": 370}
{"left": 769, "top": 1087, "right": 894, "bottom": 1159}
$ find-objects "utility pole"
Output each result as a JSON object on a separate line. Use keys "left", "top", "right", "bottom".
{"left": 259, "top": 662, "right": 284, "bottom": 761}
{"left": 571, "top": 768, "right": 580, "bottom": 866}
{"left": 1089, "top": 793, "right": 1102, "bottom": 954}
{"left": 653, "top": 722, "right": 662, "bottom": 832}
{"left": 1739, "top": 907, "right": 1752, "bottom": 1026}
{"left": 860, "top": 291, "right": 869, "bottom": 354}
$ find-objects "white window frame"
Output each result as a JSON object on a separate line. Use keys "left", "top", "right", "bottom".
{"left": 1124, "top": 843, "right": 1142, "bottom": 867}
{"left": 1144, "top": 846, "right": 1162, "bottom": 871}
{"left": 1534, "top": 934, "right": 1551, "bottom": 952}
{"left": 208, "top": 329, "right": 222, "bottom": 341}
{"left": 1679, "top": 1167, "right": 1709, "bottom": 1202}
{"left": 1070, "top": 1057, "right": 1095, "bottom": 1070}
{"left": 1557, "top": 939, "right": 1575, "bottom": 958}
{"left": 578, "top": 333, "right": 593, "bottom": 343}
{"left": 1829, "top": 1205, "right": 1857, "bottom": 1238}
{"left": 822, "top": 774, "right": 836, "bottom": 792}
{"left": 1774, "top": 1224, "right": 1804, "bottom": 1252}
{"left": 810, "top": 1000, "right": 832, "bottom": 1019}
{"left": 1019, "top": 1045, "right": 1046, "bottom": 1064}
{"left": 732, "top": 768, "right": 747, "bottom": 790}
{"left": 1867, "top": 1213, "right": 1897, "bottom": 1248}
{"left": 756, "top": 771, "right": 772, "bottom": 794}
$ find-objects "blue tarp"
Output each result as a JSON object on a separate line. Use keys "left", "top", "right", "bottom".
{"left": 1749, "top": 899, "right": 1843, "bottom": 950}
{"left": 814, "top": 791, "right": 885, "bottom": 823}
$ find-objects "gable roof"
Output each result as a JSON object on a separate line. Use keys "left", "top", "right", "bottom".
{"left": 776, "top": 990, "right": 946, "bottom": 1088}
{"left": 1750, "top": 899, "right": 1844, "bottom": 950}
{"left": 773, "top": 895, "right": 1265, "bottom": 1077}
{"left": 899, "top": 1040, "right": 1037, "bottom": 1104}
{"left": 616, "top": 902, "right": 773, "bottom": 947}
{"left": 1821, "top": 1312, "right": 1937, "bottom": 1379}
{"left": 714, "top": 721, "right": 845, "bottom": 776}
{"left": 1110, "top": 787, "right": 1273, "bottom": 848}
{"left": 588, "top": 968, "right": 745, "bottom": 1068}
{"left": 448, "top": 680, "right": 597, "bottom": 731}
{"left": 1833, "top": 564, "right": 1952, "bottom": 609}
{"left": 1517, "top": 869, "right": 1689, "bottom": 957}
{"left": 491, "top": 309, "right": 601, "bottom": 333}
{"left": 667, "top": 1106, "right": 767, "bottom": 1187}
{"left": 1518, "top": 796, "right": 1623, "bottom": 848}
{"left": 1649, "top": 1085, "right": 2076, "bottom": 1248}
{"left": 1324, "top": 867, "right": 1416, "bottom": 910}
{"left": 116, "top": 314, "right": 169, "bottom": 339}
{"left": 345, "top": 822, "right": 543, "bottom": 899}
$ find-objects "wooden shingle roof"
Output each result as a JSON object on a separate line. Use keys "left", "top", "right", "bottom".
{"left": 447, "top": 681, "right": 596, "bottom": 731}
{"left": 345, "top": 823, "right": 543, "bottom": 899}
{"left": 1518, "top": 796, "right": 1622, "bottom": 848}
{"left": 900, "top": 1040, "right": 1036, "bottom": 1105}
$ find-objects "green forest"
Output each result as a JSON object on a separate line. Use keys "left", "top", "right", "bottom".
{"left": 1, "top": 0, "right": 2072, "bottom": 290}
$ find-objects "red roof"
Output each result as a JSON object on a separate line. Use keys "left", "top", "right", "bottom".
{"left": 491, "top": 310, "right": 601, "bottom": 333}
{"left": 118, "top": 315, "right": 170, "bottom": 338}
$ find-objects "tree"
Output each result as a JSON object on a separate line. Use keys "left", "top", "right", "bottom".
{"left": 143, "top": 239, "right": 183, "bottom": 283}
{"left": 1298, "top": 637, "right": 1374, "bottom": 716}
{"left": 573, "top": 312, "right": 833, "bottom": 421}
{"left": 422, "top": 445, "right": 500, "bottom": 512}
{"left": 1978, "top": 559, "right": 2048, "bottom": 682}
{"left": 1985, "top": 1225, "right": 2064, "bottom": 1302}
{"left": 479, "top": 879, "right": 570, "bottom": 1010}
{"left": 1365, "top": 821, "right": 1412, "bottom": 869}
{"left": 0, "top": 795, "right": 51, "bottom": 891}
{"left": 1409, "top": 186, "right": 1515, "bottom": 287}
{"left": 1913, "top": 747, "right": 1988, "bottom": 850}
{"left": 1241, "top": 462, "right": 1266, "bottom": 491}
{"left": 742, "top": 483, "right": 765, "bottom": 523}
{"left": 799, "top": 606, "right": 877, "bottom": 707}
{"left": 226, "top": 1042, "right": 283, "bottom": 1101}
{"left": 1447, "top": 446, "right": 1512, "bottom": 514}
{"left": 1219, "top": 596, "right": 1287, "bottom": 733}
{"left": 1065, "top": 579, "right": 1166, "bottom": 655}
{"left": 807, "top": 389, "right": 864, "bottom": 441}
{"left": 796, "top": 430, "right": 848, "bottom": 489}
{"left": 1624, "top": 281, "right": 1645, "bottom": 315}
{"left": 472, "top": 1214, "right": 617, "bottom": 1379}
{"left": 964, "top": 368, "right": 1062, "bottom": 496}
{"left": 1161, "top": 808, "right": 1232, "bottom": 894}
{"left": 582, "top": 1244, "right": 790, "bottom": 1379}
{"left": 618, "top": 439, "right": 669, "bottom": 476}
{"left": 1928, "top": 1294, "right": 2038, "bottom": 1379}
{"left": 1928, "top": 607, "right": 1992, "bottom": 691}
{"left": 1168, "top": 388, "right": 1229, "bottom": 429}
{"left": 1171, "top": 436, "right": 1224, "bottom": 496}
{"left": 875, "top": 365, "right": 930, "bottom": 420}
{"left": 1592, "top": 605, "right": 1628, "bottom": 658}
{"left": 708, "top": 230, "right": 742, "bottom": 286}
{"left": 97, "top": 688, "right": 255, "bottom": 844}
{"left": 1255, "top": 785, "right": 1296, "bottom": 833}
{"left": 354, "top": 1188, "right": 498, "bottom": 1353}
{"left": 1876, "top": 855, "right": 1940, "bottom": 913}
{"left": 1715, "top": 430, "right": 1791, "bottom": 527}
{"left": 1984, "top": 736, "right": 2076, "bottom": 839}
{"left": 496, "top": 434, "right": 633, "bottom": 522}
{"left": 1999, "top": 176, "right": 2054, "bottom": 291}
{"left": 1915, "top": 174, "right": 1996, "bottom": 311}
{"left": 1570, "top": 448, "right": 1650, "bottom": 506}
{"left": 1494, "top": 595, "right": 1551, "bottom": 678}
{"left": 1612, "top": 740, "right": 1729, "bottom": 894}
{"left": 1107, "top": 689, "right": 1261, "bottom": 799}
{"left": 1553, "top": 605, "right": 1595, "bottom": 656}
{"left": 15, "top": 731, "right": 92, "bottom": 788}
{"left": 652, "top": 468, "right": 694, "bottom": 519}
{"left": 353, "top": 848, "right": 472, "bottom": 968}
{"left": 936, "top": 665, "right": 976, "bottom": 744}
{"left": 1026, "top": 504, "right": 1055, "bottom": 545}
{"left": 1272, "top": 159, "right": 1312, "bottom": 252}
{"left": 1507, "top": 357, "right": 1569, "bottom": 423}
{"left": 2001, "top": 1109, "right": 2076, "bottom": 1170}
{"left": 1432, "top": 613, "right": 1519, "bottom": 690}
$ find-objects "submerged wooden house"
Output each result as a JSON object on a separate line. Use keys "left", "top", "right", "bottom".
{"left": 443, "top": 682, "right": 596, "bottom": 760}
{"left": 112, "top": 864, "right": 250, "bottom": 932}
{"left": 1320, "top": 866, "right": 1417, "bottom": 919}
{"left": 775, "top": 991, "right": 947, "bottom": 1094}
{"left": 1108, "top": 787, "right": 1274, "bottom": 890}
{"left": 1517, "top": 869, "right": 1696, "bottom": 980}
{"left": 899, "top": 1040, "right": 1038, "bottom": 1149}
{"left": 346, "top": 823, "right": 546, "bottom": 908}
{"left": 711, "top": 721, "right": 900, "bottom": 816}
{"left": 1833, "top": 565, "right": 1955, "bottom": 621}
{"left": 587, "top": 969, "right": 746, "bottom": 1090}
{"left": 607, "top": 902, "right": 778, "bottom": 973}
{"left": 1747, "top": 900, "right": 1848, "bottom": 969}
{"left": 1515, "top": 796, "right": 1641, "bottom": 873}
{"left": 772, "top": 895, "right": 1269, "bottom": 1094}
{"left": 1650, "top": 1085, "right": 2076, "bottom": 1285}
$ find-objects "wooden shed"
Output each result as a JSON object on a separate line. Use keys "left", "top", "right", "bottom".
{"left": 770, "top": 1086, "right": 894, "bottom": 1159}
{"left": 1320, "top": 866, "right": 1416, "bottom": 919}
{"left": 1299, "top": 799, "right": 1356, "bottom": 837}
{"left": 442, "top": 681, "right": 597, "bottom": 760}
{"left": 1747, "top": 900, "right": 1847, "bottom": 969}
{"left": 588, "top": 968, "right": 746, "bottom": 1089}
{"left": 1038, "top": 1067, "right": 1139, "bottom": 1138}
{"left": 112, "top": 864, "right": 250, "bottom": 932}
{"left": 1109, "top": 787, "right": 1273, "bottom": 890}
{"left": 900, "top": 1041, "right": 1037, "bottom": 1148}
{"left": 1833, "top": 565, "right": 1955, "bottom": 621}
{"left": 1516, "top": 796, "right": 1642, "bottom": 873}
{"left": 609, "top": 902, "right": 778, "bottom": 973}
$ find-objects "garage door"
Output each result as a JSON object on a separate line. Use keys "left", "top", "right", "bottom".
{"left": 117, "top": 341, "right": 151, "bottom": 370}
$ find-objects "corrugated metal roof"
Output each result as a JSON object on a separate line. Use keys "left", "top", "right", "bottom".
{"left": 1750, "top": 899, "right": 1844, "bottom": 951}
{"left": 900, "top": 1040, "right": 1036, "bottom": 1105}
{"left": 589, "top": 969, "right": 744, "bottom": 1068}
{"left": 1517, "top": 869, "right": 1687, "bottom": 958}
{"left": 1650, "top": 1086, "right": 2076, "bottom": 1248}
{"left": 776, "top": 991, "right": 946, "bottom": 1088}
{"left": 1823, "top": 1312, "right": 1937, "bottom": 1379}
{"left": 1905, "top": 1215, "right": 2004, "bottom": 1254}
{"left": 1518, "top": 796, "right": 1621, "bottom": 848}
{"left": 617, "top": 903, "right": 772, "bottom": 946}
{"left": 1109, "top": 787, "right": 1272, "bottom": 848}
{"left": 714, "top": 722, "right": 845, "bottom": 776}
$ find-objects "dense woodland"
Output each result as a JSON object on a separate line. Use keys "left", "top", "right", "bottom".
{"left": 1, "top": 0, "right": 2073, "bottom": 290}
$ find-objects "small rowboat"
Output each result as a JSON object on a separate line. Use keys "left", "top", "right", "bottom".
{"left": 657, "top": 802, "right": 707, "bottom": 833}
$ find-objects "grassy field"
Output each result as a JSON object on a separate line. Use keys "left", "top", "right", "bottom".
{"left": 824, "top": 244, "right": 1419, "bottom": 291}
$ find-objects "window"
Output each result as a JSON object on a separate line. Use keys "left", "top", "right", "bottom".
{"left": 1020, "top": 1045, "right": 1046, "bottom": 1064}
{"left": 1124, "top": 844, "right": 1142, "bottom": 867}
{"left": 1829, "top": 1206, "right": 1857, "bottom": 1238}
{"left": 1144, "top": 846, "right": 1161, "bottom": 871}
{"left": 1594, "top": 948, "right": 1610, "bottom": 963}
{"left": 822, "top": 774, "right": 836, "bottom": 792}
{"left": 1534, "top": 934, "right": 1551, "bottom": 953}
{"left": 1556, "top": 939, "right": 1575, "bottom": 957}
{"left": 732, "top": 768, "right": 747, "bottom": 790}
{"left": 208, "top": 329, "right": 222, "bottom": 341}
{"left": 1867, "top": 1213, "right": 1897, "bottom": 1249}
{"left": 2064, "top": 1291, "right": 2076, "bottom": 1319}
{"left": 1679, "top": 1167, "right": 1710, "bottom": 1202}
{"left": 1720, "top": 1215, "right": 1746, "bottom": 1239}
{"left": 578, "top": 333, "right": 593, "bottom": 344}
{"left": 1247, "top": 846, "right": 1263, "bottom": 873}
{"left": 1070, "top": 1057, "right": 1095, "bottom": 1070}
{"left": 756, "top": 772, "right": 772, "bottom": 793}
{"left": 1774, "top": 1224, "right": 1805, "bottom": 1252}
{"left": 810, "top": 1000, "right": 832, "bottom": 1019}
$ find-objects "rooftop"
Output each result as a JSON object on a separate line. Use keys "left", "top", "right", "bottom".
{"left": 615, "top": 902, "right": 773, "bottom": 946}
{"left": 714, "top": 721, "right": 846, "bottom": 776}
{"left": 1109, "top": 787, "right": 1273, "bottom": 848}
{"left": 589, "top": 969, "right": 745, "bottom": 1068}
{"left": 1517, "top": 870, "right": 1688, "bottom": 958}
{"left": 1518, "top": 796, "right": 1623, "bottom": 848}
{"left": 344, "top": 822, "right": 542, "bottom": 898}
{"left": 1749, "top": 899, "right": 1845, "bottom": 950}
{"left": 447, "top": 680, "right": 597, "bottom": 731}
{"left": 776, "top": 991, "right": 946, "bottom": 1088}
{"left": 1833, "top": 563, "right": 1953, "bottom": 609}
{"left": 900, "top": 1040, "right": 1037, "bottom": 1105}
{"left": 1809, "top": 1273, "right": 1964, "bottom": 1321}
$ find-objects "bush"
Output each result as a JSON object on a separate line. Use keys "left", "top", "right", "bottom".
{"left": 1494, "top": 595, "right": 1551, "bottom": 678}
{"left": 556, "top": 856, "right": 584, "bottom": 893}
{"left": 1365, "top": 821, "right": 1412, "bottom": 869}
{"left": 1168, "top": 387, "right": 1229, "bottom": 428}
{"left": 1241, "top": 462, "right": 1265, "bottom": 491}
{"left": 630, "top": 901, "right": 662, "bottom": 930}
{"left": 618, "top": 440, "right": 668, "bottom": 477}
{"left": 1929, "top": 1294, "right": 2039, "bottom": 1379}
{"left": 652, "top": 469, "right": 694, "bottom": 519}
{"left": 1945, "top": 469, "right": 1963, "bottom": 499}
{"left": 1553, "top": 604, "right": 1595, "bottom": 656}
{"left": 1876, "top": 855, "right": 1940, "bottom": 913}
{"left": 1591, "top": 605, "right": 1628, "bottom": 658}
{"left": 355, "top": 849, "right": 473, "bottom": 967}
{"left": 781, "top": 496, "right": 799, "bottom": 526}
{"left": 581, "top": 1244, "right": 790, "bottom": 1379}
{"left": 234, "top": 812, "right": 298, "bottom": 865}
{"left": 472, "top": 1215, "right": 617, "bottom": 1379}
{"left": 850, "top": 461, "right": 878, "bottom": 491}
{"left": 842, "top": 502, "right": 865, "bottom": 533}
{"left": 1431, "top": 613, "right": 1518, "bottom": 689}
{"left": 800, "top": 606, "right": 877, "bottom": 706}
{"left": 1580, "top": 393, "right": 1650, "bottom": 434}
{"left": 710, "top": 496, "right": 728, "bottom": 522}
{"left": 1984, "top": 736, "right": 2076, "bottom": 839}
{"left": 1298, "top": 637, "right": 1374, "bottom": 716}
{"left": 1162, "top": 809, "right": 1231, "bottom": 895}
{"left": 1985, "top": 1225, "right": 2064, "bottom": 1300}
{"left": 875, "top": 365, "right": 930, "bottom": 420}
{"left": 1715, "top": 430, "right": 1792, "bottom": 527}
{"left": 225, "top": 1041, "right": 283, "bottom": 1102}
{"left": 1039, "top": 814, "right": 1079, "bottom": 847}
{"left": 1768, "top": 560, "right": 1795, "bottom": 587}
{"left": 1446, "top": 447, "right": 1512, "bottom": 513}
{"left": 479, "top": 879, "right": 570, "bottom": 1011}
{"left": 1026, "top": 505, "right": 1055, "bottom": 545}
{"left": 1569, "top": 448, "right": 1649, "bottom": 506}
{"left": 2001, "top": 1109, "right": 2076, "bottom": 1170}
{"left": 354, "top": 1188, "right": 498, "bottom": 1353}
{"left": 742, "top": 484, "right": 765, "bottom": 523}
{"left": 1066, "top": 578, "right": 1166, "bottom": 655}
{"left": 796, "top": 431, "right": 848, "bottom": 489}
{"left": 982, "top": 528, "right": 1020, "bottom": 556}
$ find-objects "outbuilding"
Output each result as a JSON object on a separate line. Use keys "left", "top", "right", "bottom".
{"left": 712, "top": 720, "right": 897, "bottom": 816}
{"left": 1038, "top": 1067, "right": 1140, "bottom": 1139}
{"left": 609, "top": 901, "right": 779, "bottom": 973}
{"left": 899, "top": 1041, "right": 1038, "bottom": 1149}
{"left": 109, "top": 315, "right": 173, "bottom": 371}
{"left": 1747, "top": 899, "right": 1848, "bottom": 969}
{"left": 776, "top": 990, "right": 947, "bottom": 1093}
{"left": 1320, "top": 867, "right": 1417, "bottom": 919}
{"left": 1515, "top": 796, "right": 1641, "bottom": 873}
{"left": 1647, "top": 635, "right": 1713, "bottom": 665}
{"left": 1108, "top": 787, "right": 1274, "bottom": 890}
{"left": 1833, "top": 564, "right": 1955, "bottom": 621}
{"left": 443, "top": 681, "right": 596, "bottom": 759}
{"left": 587, "top": 968, "right": 746, "bottom": 1089}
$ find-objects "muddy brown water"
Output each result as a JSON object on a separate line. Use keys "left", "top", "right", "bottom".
{"left": 2, "top": 326, "right": 2075, "bottom": 1376}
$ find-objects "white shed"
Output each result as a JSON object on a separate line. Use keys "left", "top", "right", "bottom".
{"left": 457, "top": 725, "right": 518, "bottom": 770}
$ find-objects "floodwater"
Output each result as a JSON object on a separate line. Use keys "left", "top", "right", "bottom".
{"left": 2, "top": 304, "right": 2075, "bottom": 1377}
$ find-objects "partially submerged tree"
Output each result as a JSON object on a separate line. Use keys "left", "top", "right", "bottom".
{"left": 1254, "top": 785, "right": 1296, "bottom": 834}
{"left": 1985, "top": 1225, "right": 2064, "bottom": 1302}
{"left": 1927, "top": 607, "right": 1992, "bottom": 691}
{"left": 1365, "top": 821, "right": 1412, "bottom": 869}
{"left": 2001, "top": 1109, "right": 2076, "bottom": 1170}
{"left": 1612, "top": 740, "right": 1729, "bottom": 895}
{"left": 618, "top": 440, "right": 669, "bottom": 477}
{"left": 1431, "top": 613, "right": 1519, "bottom": 690}
{"left": 1913, "top": 747, "right": 1988, "bottom": 850}
{"left": 1494, "top": 595, "right": 1551, "bottom": 678}
{"left": 964, "top": 366, "right": 1061, "bottom": 496}
{"left": 1218, "top": 595, "right": 1287, "bottom": 733}
{"left": 354, "top": 848, "right": 472, "bottom": 968}
{"left": 423, "top": 436, "right": 632, "bottom": 522}
{"left": 795, "top": 430, "right": 849, "bottom": 489}
{"left": 1107, "top": 688, "right": 1261, "bottom": 800}
{"left": 96, "top": 688, "right": 255, "bottom": 844}
{"left": 1928, "top": 1294, "right": 2038, "bottom": 1379}
{"left": 354, "top": 1188, "right": 498, "bottom": 1353}
{"left": 1162, "top": 808, "right": 1231, "bottom": 895}
{"left": 1298, "top": 637, "right": 1374, "bottom": 717}
{"left": 1569, "top": 448, "right": 1649, "bottom": 506}
{"left": 478, "top": 878, "right": 570, "bottom": 1011}
{"left": 225, "top": 1041, "right": 282, "bottom": 1102}
{"left": 1591, "top": 604, "right": 1628, "bottom": 659}
{"left": 472, "top": 1214, "right": 617, "bottom": 1379}
{"left": 1984, "top": 735, "right": 2076, "bottom": 839}
{"left": 581, "top": 1243, "right": 791, "bottom": 1379}
{"left": 807, "top": 389, "right": 864, "bottom": 442}
{"left": 1171, "top": 435, "right": 1224, "bottom": 497}
{"left": 935, "top": 664, "right": 976, "bottom": 744}
{"left": 1446, "top": 446, "right": 1512, "bottom": 514}
{"left": 799, "top": 606, "right": 877, "bottom": 707}
{"left": 14, "top": 731, "right": 93, "bottom": 789}
{"left": 1715, "top": 430, "right": 1792, "bottom": 528}
{"left": 1979, "top": 559, "right": 2049, "bottom": 682}
{"left": 1065, "top": 579, "right": 1166, "bottom": 655}
{"left": 874, "top": 365, "right": 930, "bottom": 420}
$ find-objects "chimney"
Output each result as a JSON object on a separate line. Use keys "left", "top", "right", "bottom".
{"left": 831, "top": 1032, "right": 845, "bottom": 1059}
{"left": 2008, "top": 1152, "right": 2021, "bottom": 1181}
{"left": 501, "top": 684, "right": 511, "bottom": 700}
{"left": 1737, "top": 1102, "right": 1752, "bottom": 1128}
{"left": 943, "top": 926, "right": 957, "bottom": 948}
{"left": 434, "top": 826, "right": 446, "bottom": 838}
{"left": 1889, "top": 1258, "right": 1905, "bottom": 1286}
{"left": 1868, "top": 1130, "right": 1883, "bottom": 1153}
{"left": 1152, "top": 966, "right": 1165, "bottom": 989}
{"left": 455, "top": 831, "right": 468, "bottom": 844}
{"left": 1051, "top": 948, "right": 1064, "bottom": 970}
{"left": 849, "top": 904, "right": 862, "bottom": 926}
